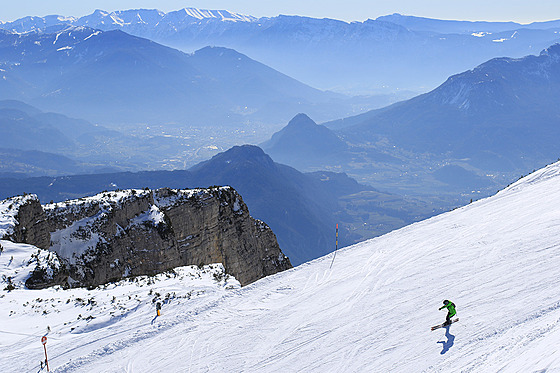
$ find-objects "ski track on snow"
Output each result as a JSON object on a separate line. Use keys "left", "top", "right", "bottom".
{"left": 4, "top": 162, "right": 560, "bottom": 371}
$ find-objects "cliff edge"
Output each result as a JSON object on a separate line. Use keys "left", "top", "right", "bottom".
{"left": 0, "top": 187, "right": 291, "bottom": 288}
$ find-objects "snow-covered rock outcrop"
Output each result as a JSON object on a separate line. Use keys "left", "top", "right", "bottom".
{"left": 0, "top": 194, "right": 50, "bottom": 249}
{"left": 0, "top": 187, "right": 291, "bottom": 289}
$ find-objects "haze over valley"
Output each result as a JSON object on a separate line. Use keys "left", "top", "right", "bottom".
{"left": 1, "top": 3, "right": 560, "bottom": 371}
{"left": 2, "top": 6, "right": 560, "bottom": 256}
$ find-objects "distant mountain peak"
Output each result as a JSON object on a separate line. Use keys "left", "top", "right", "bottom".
{"left": 221, "top": 144, "right": 268, "bottom": 158}
{"left": 175, "top": 7, "right": 256, "bottom": 22}
{"left": 286, "top": 113, "right": 317, "bottom": 129}
{"left": 190, "top": 145, "right": 276, "bottom": 173}
{"left": 92, "top": 9, "right": 109, "bottom": 16}
{"left": 540, "top": 43, "right": 560, "bottom": 58}
{"left": 218, "top": 145, "right": 275, "bottom": 166}
{"left": 193, "top": 45, "right": 243, "bottom": 57}
{"left": 262, "top": 113, "right": 348, "bottom": 167}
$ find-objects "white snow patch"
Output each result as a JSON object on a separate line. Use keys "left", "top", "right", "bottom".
{"left": 153, "top": 187, "right": 231, "bottom": 209}
{"left": 180, "top": 7, "right": 256, "bottom": 22}
{"left": 0, "top": 194, "right": 38, "bottom": 238}
{"left": 0, "top": 240, "right": 60, "bottom": 289}
{"left": 130, "top": 205, "right": 165, "bottom": 227}
{"left": 109, "top": 13, "right": 124, "bottom": 26}
{"left": 52, "top": 31, "right": 63, "bottom": 45}
{"left": 49, "top": 224, "right": 102, "bottom": 264}
{"left": 232, "top": 198, "right": 242, "bottom": 214}
{"left": 45, "top": 190, "right": 151, "bottom": 263}
{"left": 44, "top": 189, "right": 150, "bottom": 213}
{"left": 83, "top": 30, "right": 101, "bottom": 41}
{"left": 57, "top": 16, "right": 76, "bottom": 22}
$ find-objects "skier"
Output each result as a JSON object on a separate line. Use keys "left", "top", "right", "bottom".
{"left": 156, "top": 302, "right": 162, "bottom": 317}
{"left": 439, "top": 299, "right": 456, "bottom": 326}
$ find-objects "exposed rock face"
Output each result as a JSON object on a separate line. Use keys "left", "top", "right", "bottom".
{"left": 154, "top": 188, "right": 289, "bottom": 286}
{"left": 2, "top": 187, "right": 291, "bottom": 288}
{"left": 0, "top": 194, "right": 50, "bottom": 249}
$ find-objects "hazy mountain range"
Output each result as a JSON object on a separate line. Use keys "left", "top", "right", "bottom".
{"left": 3, "top": 9, "right": 560, "bottom": 93}
{"left": 333, "top": 43, "right": 560, "bottom": 170}
{"left": 0, "top": 26, "right": 359, "bottom": 126}
{"left": 262, "top": 44, "right": 560, "bottom": 203}
{"left": 0, "top": 145, "right": 437, "bottom": 265}
{"left": 1, "top": 8, "right": 560, "bottom": 261}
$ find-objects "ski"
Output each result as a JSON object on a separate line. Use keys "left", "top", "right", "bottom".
{"left": 431, "top": 318, "right": 459, "bottom": 331}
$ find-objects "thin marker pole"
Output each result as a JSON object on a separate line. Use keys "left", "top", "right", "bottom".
{"left": 41, "top": 336, "right": 50, "bottom": 372}
{"left": 330, "top": 224, "right": 339, "bottom": 269}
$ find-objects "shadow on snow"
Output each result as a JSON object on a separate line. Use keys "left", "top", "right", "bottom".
{"left": 437, "top": 325, "right": 455, "bottom": 354}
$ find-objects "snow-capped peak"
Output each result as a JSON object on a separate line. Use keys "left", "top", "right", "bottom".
{"left": 0, "top": 7, "right": 256, "bottom": 33}
{"left": 178, "top": 7, "right": 256, "bottom": 22}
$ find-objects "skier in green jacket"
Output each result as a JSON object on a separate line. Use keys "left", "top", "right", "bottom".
{"left": 439, "top": 300, "right": 456, "bottom": 326}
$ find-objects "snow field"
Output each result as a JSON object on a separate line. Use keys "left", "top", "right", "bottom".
{"left": 2, "top": 162, "right": 560, "bottom": 372}
{"left": 85, "top": 162, "right": 560, "bottom": 372}
{"left": 0, "top": 263, "right": 239, "bottom": 372}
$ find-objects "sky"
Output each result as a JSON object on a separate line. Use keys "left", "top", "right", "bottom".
{"left": 2, "top": 0, "right": 560, "bottom": 24}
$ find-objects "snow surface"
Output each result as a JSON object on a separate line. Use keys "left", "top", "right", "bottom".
{"left": 471, "top": 32, "right": 491, "bottom": 37}
{"left": 0, "top": 194, "right": 38, "bottom": 238}
{"left": 179, "top": 7, "right": 255, "bottom": 22}
{"left": 0, "top": 261, "right": 239, "bottom": 372}
{"left": 2, "top": 162, "right": 560, "bottom": 371}
{"left": 130, "top": 205, "right": 165, "bottom": 227}
{"left": 44, "top": 189, "right": 151, "bottom": 213}
{"left": 0, "top": 240, "right": 60, "bottom": 289}
{"left": 83, "top": 31, "right": 101, "bottom": 41}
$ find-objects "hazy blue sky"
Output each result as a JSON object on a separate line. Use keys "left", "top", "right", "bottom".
{"left": 2, "top": 0, "right": 560, "bottom": 23}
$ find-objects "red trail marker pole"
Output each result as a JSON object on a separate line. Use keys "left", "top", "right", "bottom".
{"left": 41, "top": 335, "right": 50, "bottom": 372}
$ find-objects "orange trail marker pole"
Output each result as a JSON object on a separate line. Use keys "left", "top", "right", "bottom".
{"left": 330, "top": 224, "right": 339, "bottom": 269}
{"left": 41, "top": 335, "right": 50, "bottom": 372}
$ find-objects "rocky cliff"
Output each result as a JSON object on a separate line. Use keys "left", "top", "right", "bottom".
{"left": 0, "top": 187, "right": 291, "bottom": 288}
{"left": 0, "top": 194, "right": 51, "bottom": 249}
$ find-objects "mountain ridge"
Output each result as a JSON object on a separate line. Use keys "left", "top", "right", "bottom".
{"left": 0, "top": 26, "right": 354, "bottom": 125}
{"left": 5, "top": 9, "right": 560, "bottom": 34}
{"left": 328, "top": 43, "right": 560, "bottom": 175}
{"left": 0, "top": 145, "right": 437, "bottom": 266}
{"left": 4, "top": 8, "right": 560, "bottom": 93}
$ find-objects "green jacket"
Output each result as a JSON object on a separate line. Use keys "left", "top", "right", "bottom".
{"left": 439, "top": 301, "right": 456, "bottom": 316}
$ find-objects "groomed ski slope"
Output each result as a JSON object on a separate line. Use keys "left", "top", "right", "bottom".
{"left": 3, "top": 162, "right": 560, "bottom": 372}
